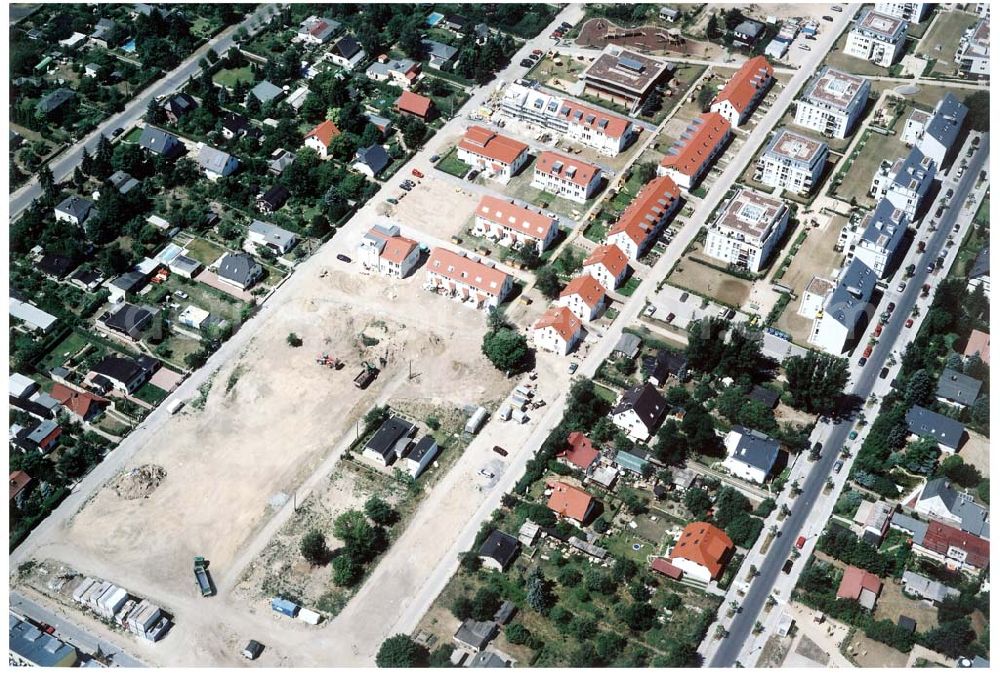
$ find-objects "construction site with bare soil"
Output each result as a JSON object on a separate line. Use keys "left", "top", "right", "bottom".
{"left": 11, "top": 260, "right": 552, "bottom": 666}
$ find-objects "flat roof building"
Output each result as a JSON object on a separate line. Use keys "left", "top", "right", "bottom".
{"left": 794, "top": 67, "right": 871, "bottom": 139}
{"left": 845, "top": 9, "right": 908, "bottom": 67}
{"left": 756, "top": 127, "right": 829, "bottom": 195}
{"left": 580, "top": 46, "right": 671, "bottom": 115}
{"left": 704, "top": 187, "right": 790, "bottom": 273}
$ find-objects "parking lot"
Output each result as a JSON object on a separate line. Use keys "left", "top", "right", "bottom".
{"left": 644, "top": 282, "right": 750, "bottom": 330}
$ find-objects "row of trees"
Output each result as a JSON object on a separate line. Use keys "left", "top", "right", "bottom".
{"left": 299, "top": 496, "right": 399, "bottom": 588}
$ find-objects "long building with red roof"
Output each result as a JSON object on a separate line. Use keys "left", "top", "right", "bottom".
{"left": 395, "top": 90, "right": 435, "bottom": 121}
{"left": 658, "top": 112, "right": 732, "bottom": 190}
{"left": 473, "top": 196, "right": 559, "bottom": 253}
{"left": 457, "top": 126, "right": 529, "bottom": 182}
{"left": 710, "top": 56, "right": 774, "bottom": 127}
{"left": 424, "top": 247, "right": 513, "bottom": 310}
{"left": 605, "top": 175, "right": 681, "bottom": 260}
{"left": 914, "top": 519, "right": 990, "bottom": 574}
{"left": 532, "top": 306, "right": 584, "bottom": 355}
{"left": 531, "top": 151, "right": 603, "bottom": 204}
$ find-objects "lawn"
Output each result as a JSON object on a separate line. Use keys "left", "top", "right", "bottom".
{"left": 830, "top": 128, "right": 906, "bottom": 208}
{"left": 37, "top": 331, "right": 91, "bottom": 373}
{"left": 122, "top": 127, "right": 143, "bottom": 144}
{"left": 134, "top": 381, "right": 168, "bottom": 406}
{"left": 919, "top": 10, "right": 979, "bottom": 77}
{"left": 213, "top": 66, "right": 255, "bottom": 89}
{"left": 973, "top": 198, "right": 988, "bottom": 227}
{"left": 183, "top": 237, "right": 228, "bottom": 266}
{"left": 435, "top": 147, "right": 471, "bottom": 178}
{"left": 527, "top": 54, "right": 588, "bottom": 94}
{"left": 165, "top": 276, "right": 245, "bottom": 324}
{"left": 503, "top": 157, "right": 596, "bottom": 218}
{"left": 619, "top": 276, "right": 641, "bottom": 297}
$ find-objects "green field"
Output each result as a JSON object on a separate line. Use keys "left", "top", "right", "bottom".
{"left": 435, "top": 147, "right": 471, "bottom": 178}
{"left": 38, "top": 331, "right": 91, "bottom": 373}
{"left": 213, "top": 66, "right": 255, "bottom": 89}
{"left": 135, "top": 381, "right": 168, "bottom": 405}
{"left": 183, "top": 237, "right": 228, "bottom": 266}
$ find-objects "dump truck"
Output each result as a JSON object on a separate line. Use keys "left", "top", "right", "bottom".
{"left": 194, "top": 556, "right": 213, "bottom": 597}
{"left": 353, "top": 362, "right": 379, "bottom": 389}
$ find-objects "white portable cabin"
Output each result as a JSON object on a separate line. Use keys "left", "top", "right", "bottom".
{"left": 298, "top": 608, "right": 322, "bottom": 625}
{"left": 465, "top": 406, "right": 488, "bottom": 434}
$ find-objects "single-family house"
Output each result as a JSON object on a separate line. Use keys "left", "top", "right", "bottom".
{"left": 268, "top": 149, "right": 296, "bottom": 175}
{"left": 836, "top": 566, "right": 882, "bottom": 610}
{"left": 935, "top": 368, "right": 982, "bottom": 410}
{"left": 733, "top": 19, "right": 765, "bottom": 47}
{"left": 532, "top": 306, "right": 584, "bottom": 355}
{"left": 106, "top": 270, "right": 148, "bottom": 303}
{"left": 221, "top": 112, "right": 252, "bottom": 140}
{"left": 613, "top": 333, "right": 641, "bottom": 360}
{"left": 900, "top": 570, "right": 960, "bottom": 604}
{"left": 546, "top": 480, "right": 598, "bottom": 527}
{"left": 556, "top": 432, "right": 599, "bottom": 471}
{"left": 421, "top": 39, "right": 458, "bottom": 69}
{"left": 905, "top": 405, "right": 965, "bottom": 454}
{"left": 256, "top": 185, "right": 290, "bottom": 214}
{"left": 668, "top": 522, "right": 734, "bottom": 582}
{"left": 37, "top": 254, "right": 77, "bottom": 281}
{"left": 366, "top": 57, "right": 421, "bottom": 89}
{"left": 364, "top": 416, "right": 416, "bottom": 466}
{"left": 49, "top": 383, "right": 109, "bottom": 422}
{"left": 10, "top": 298, "right": 58, "bottom": 334}
{"left": 298, "top": 16, "right": 341, "bottom": 45}
{"left": 453, "top": 620, "right": 498, "bottom": 652}
{"left": 217, "top": 253, "right": 263, "bottom": 290}
{"left": 611, "top": 383, "right": 667, "bottom": 440}
{"left": 247, "top": 220, "right": 297, "bottom": 255}
{"left": 55, "top": 196, "right": 94, "bottom": 226}
{"left": 913, "top": 520, "right": 989, "bottom": 574}
{"left": 138, "top": 127, "right": 184, "bottom": 159}
{"left": 395, "top": 90, "right": 435, "bottom": 121}
{"left": 721, "top": 426, "right": 780, "bottom": 484}
{"left": 98, "top": 302, "right": 155, "bottom": 342}
{"left": 913, "top": 477, "right": 990, "bottom": 538}
{"left": 557, "top": 274, "right": 606, "bottom": 322}
{"left": 326, "top": 34, "right": 365, "bottom": 70}
{"left": 249, "top": 80, "right": 283, "bottom": 105}
{"left": 87, "top": 355, "right": 149, "bottom": 394}
{"left": 852, "top": 499, "right": 895, "bottom": 545}
{"left": 353, "top": 145, "right": 391, "bottom": 178}
{"left": 9, "top": 471, "right": 34, "bottom": 508}
{"left": 303, "top": 120, "right": 341, "bottom": 160}
{"left": 478, "top": 530, "right": 520, "bottom": 571}
{"left": 162, "top": 93, "right": 197, "bottom": 123}
{"left": 400, "top": 435, "right": 439, "bottom": 478}
{"left": 358, "top": 224, "right": 421, "bottom": 278}
{"left": 963, "top": 329, "right": 990, "bottom": 364}
{"left": 108, "top": 171, "right": 140, "bottom": 194}
{"left": 36, "top": 88, "right": 75, "bottom": 117}
{"left": 197, "top": 145, "right": 238, "bottom": 180}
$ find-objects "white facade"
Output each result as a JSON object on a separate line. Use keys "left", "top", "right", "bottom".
{"left": 557, "top": 276, "right": 606, "bottom": 322}
{"left": 532, "top": 307, "right": 583, "bottom": 355}
{"left": 756, "top": 128, "right": 829, "bottom": 194}
{"left": 358, "top": 225, "right": 421, "bottom": 278}
{"left": 530, "top": 160, "right": 602, "bottom": 204}
{"left": 874, "top": 2, "right": 931, "bottom": 22}
{"left": 955, "top": 19, "right": 990, "bottom": 77}
{"left": 794, "top": 68, "right": 871, "bottom": 139}
{"left": 424, "top": 248, "right": 513, "bottom": 311}
{"left": 704, "top": 187, "right": 790, "bottom": 272}
{"left": 472, "top": 197, "right": 558, "bottom": 253}
{"left": 844, "top": 10, "right": 908, "bottom": 67}
{"left": 582, "top": 245, "right": 628, "bottom": 290}
{"left": 870, "top": 149, "right": 936, "bottom": 221}
{"left": 843, "top": 200, "right": 908, "bottom": 279}
{"left": 809, "top": 259, "right": 877, "bottom": 354}
{"left": 610, "top": 408, "right": 649, "bottom": 441}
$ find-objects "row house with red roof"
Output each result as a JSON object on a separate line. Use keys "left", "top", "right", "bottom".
{"left": 558, "top": 274, "right": 607, "bottom": 322}
{"left": 913, "top": 519, "right": 990, "bottom": 575}
{"left": 583, "top": 243, "right": 630, "bottom": 290}
{"left": 358, "top": 224, "right": 421, "bottom": 278}
{"left": 657, "top": 112, "right": 732, "bottom": 190}
{"left": 424, "top": 247, "right": 513, "bottom": 311}
{"left": 473, "top": 196, "right": 559, "bottom": 253}
{"left": 605, "top": 175, "right": 681, "bottom": 260}
{"left": 531, "top": 151, "right": 603, "bottom": 204}
{"left": 532, "top": 306, "right": 584, "bottom": 355}
{"left": 710, "top": 56, "right": 774, "bottom": 128}
{"left": 457, "top": 126, "right": 529, "bottom": 183}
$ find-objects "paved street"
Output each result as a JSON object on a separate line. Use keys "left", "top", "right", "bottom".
{"left": 8, "top": 4, "right": 281, "bottom": 219}
{"left": 10, "top": 591, "right": 146, "bottom": 668}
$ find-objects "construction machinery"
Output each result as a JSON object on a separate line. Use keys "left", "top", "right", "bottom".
{"left": 315, "top": 353, "right": 344, "bottom": 369}
{"left": 193, "top": 556, "right": 214, "bottom": 597}
{"left": 354, "top": 362, "right": 379, "bottom": 389}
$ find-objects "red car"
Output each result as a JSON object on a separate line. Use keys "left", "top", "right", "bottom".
{"left": 411, "top": 168, "right": 424, "bottom": 178}
{"left": 874, "top": 324, "right": 883, "bottom": 337}
{"left": 863, "top": 345, "right": 873, "bottom": 359}
{"left": 905, "top": 318, "right": 914, "bottom": 328}
{"left": 795, "top": 536, "right": 806, "bottom": 549}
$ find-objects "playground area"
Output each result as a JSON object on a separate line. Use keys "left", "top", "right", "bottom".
{"left": 576, "top": 18, "right": 723, "bottom": 58}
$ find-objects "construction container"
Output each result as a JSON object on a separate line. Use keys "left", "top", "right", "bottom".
{"left": 298, "top": 608, "right": 322, "bottom": 625}
{"left": 167, "top": 399, "right": 184, "bottom": 414}
{"left": 512, "top": 410, "right": 529, "bottom": 424}
{"left": 72, "top": 577, "right": 96, "bottom": 603}
{"left": 271, "top": 597, "right": 300, "bottom": 618}
{"left": 88, "top": 582, "right": 113, "bottom": 609}
{"left": 514, "top": 385, "right": 533, "bottom": 399}
{"left": 103, "top": 588, "right": 129, "bottom": 617}
{"left": 115, "top": 600, "right": 136, "bottom": 626}
{"left": 464, "top": 406, "right": 487, "bottom": 435}
{"left": 497, "top": 404, "right": 512, "bottom": 421}
{"left": 511, "top": 394, "right": 528, "bottom": 408}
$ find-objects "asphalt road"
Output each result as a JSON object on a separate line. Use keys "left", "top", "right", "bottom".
{"left": 708, "top": 135, "right": 990, "bottom": 668}
{"left": 8, "top": 4, "right": 281, "bottom": 219}
{"left": 10, "top": 591, "right": 146, "bottom": 668}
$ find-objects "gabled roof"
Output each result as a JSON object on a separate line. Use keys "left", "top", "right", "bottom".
{"left": 535, "top": 151, "right": 601, "bottom": 188}
{"left": 197, "top": 146, "right": 236, "bottom": 174}
{"left": 258, "top": 185, "right": 290, "bottom": 208}
{"left": 836, "top": 565, "right": 882, "bottom": 600}
{"left": 305, "top": 119, "right": 341, "bottom": 148}
{"left": 669, "top": 521, "right": 733, "bottom": 579}
{"left": 556, "top": 100, "right": 631, "bottom": 139}
{"left": 458, "top": 126, "right": 528, "bottom": 165}
{"left": 478, "top": 529, "right": 519, "bottom": 568}
{"left": 218, "top": 253, "right": 261, "bottom": 286}
{"left": 55, "top": 195, "right": 94, "bottom": 222}
{"left": 92, "top": 355, "right": 145, "bottom": 385}
{"left": 607, "top": 175, "right": 680, "bottom": 245}
{"left": 612, "top": 383, "right": 667, "bottom": 430}
{"left": 713, "top": 56, "right": 773, "bottom": 114}
{"left": 366, "top": 416, "right": 415, "bottom": 458}
{"left": 354, "top": 144, "right": 390, "bottom": 174}
{"left": 918, "top": 477, "right": 990, "bottom": 538}
{"left": 102, "top": 303, "right": 153, "bottom": 339}
{"left": 906, "top": 405, "right": 965, "bottom": 449}
{"left": 421, "top": 39, "right": 458, "bottom": 62}
{"left": 556, "top": 431, "right": 599, "bottom": 469}
{"left": 660, "top": 112, "right": 731, "bottom": 177}
{"left": 533, "top": 306, "right": 582, "bottom": 343}
{"left": 427, "top": 248, "right": 510, "bottom": 296}
{"left": 726, "top": 426, "right": 780, "bottom": 474}
{"left": 222, "top": 112, "right": 251, "bottom": 134}
{"left": 935, "top": 368, "right": 982, "bottom": 407}
{"left": 963, "top": 329, "right": 990, "bottom": 364}
{"left": 37, "top": 88, "right": 75, "bottom": 114}
{"left": 37, "top": 254, "right": 76, "bottom": 279}
{"left": 476, "top": 195, "right": 558, "bottom": 240}
{"left": 396, "top": 90, "right": 434, "bottom": 118}
{"left": 138, "top": 126, "right": 181, "bottom": 155}
{"left": 249, "top": 220, "right": 296, "bottom": 249}
{"left": 559, "top": 274, "right": 606, "bottom": 308}
{"left": 163, "top": 92, "right": 197, "bottom": 117}
{"left": 333, "top": 34, "right": 362, "bottom": 59}
{"left": 584, "top": 243, "right": 629, "bottom": 279}
{"left": 49, "top": 383, "right": 109, "bottom": 418}
{"left": 9, "top": 471, "right": 33, "bottom": 501}
{"left": 546, "top": 480, "right": 595, "bottom": 522}
{"left": 380, "top": 234, "right": 419, "bottom": 264}
{"left": 921, "top": 520, "right": 989, "bottom": 568}
{"left": 968, "top": 246, "right": 989, "bottom": 281}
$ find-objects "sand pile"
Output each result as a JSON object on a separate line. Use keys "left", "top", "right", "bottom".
{"left": 112, "top": 465, "right": 167, "bottom": 500}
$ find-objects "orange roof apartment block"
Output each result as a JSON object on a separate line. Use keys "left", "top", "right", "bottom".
{"left": 303, "top": 119, "right": 341, "bottom": 159}
{"left": 395, "top": 90, "right": 435, "bottom": 120}
{"left": 532, "top": 306, "right": 584, "bottom": 355}
{"left": 532, "top": 151, "right": 603, "bottom": 204}
{"left": 425, "top": 247, "right": 513, "bottom": 310}
{"left": 546, "top": 480, "right": 598, "bottom": 525}
{"left": 557, "top": 100, "right": 635, "bottom": 155}
{"left": 711, "top": 56, "right": 774, "bottom": 127}
{"left": 658, "top": 112, "right": 732, "bottom": 190}
{"left": 668, "top": 521, "right": 734, "bottom": 582}
{"left": 457, "top": 126, "right": 529, "bottom": 182}
{"left": 558, "top": 274, "right": 607, "bottom": 322}
{"left": 583, "top": 243, "right": 629, "bottom": 290}
{"left": 473, "top": 195, "right": 559, "bottom": 252}
{"left": 606, "top": 175, "right": 681, "bottom": 260}
{"left": 557, "top": 432, "right": 600, "bottom": 470}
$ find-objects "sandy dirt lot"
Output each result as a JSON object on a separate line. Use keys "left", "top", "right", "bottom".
{"left": 668, "top": 243, "right": 753, "bottom": 308}
{"left": 24, "top": 260, "right": 520, "bottom": 665}
{"left": 844, "top": 628, "right": 910, "bottom": 668}
{"left": 873, "top": 580, "right": 939, "bottom": 633}
{"left": 381, "top": 160, "right": 483, "bottom": 243}
{"left": 958, "top": 430, "right": 989, "bottom": 476}
{"left": 576, "top": 17, "right": 723, "bottom": 59}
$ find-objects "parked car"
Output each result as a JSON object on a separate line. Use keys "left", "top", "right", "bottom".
{"left": 799, "top": 44, "right": 811, "bottom": 50}
{"left": 849, "top": 431, "right": 858, "bottom": 440}
{"left": 832, "top": 5, "right": 843, "bottom": 11}
{"left": 897, "top": 281, "right": 906, "bottom": 292}
{"left": 945, "top": 188, "right": 954, "bottom": 199}
{"left": 782, "top": 559, "right": 794, "bottom": 574}
{"left": 886, "top": 302, "right": 896, "bottom": 313}
{"left": 873, "top": 324, "right": 883, "bottom": 337}
{"left": 953, "top": 223, "right": 961, "bottom": 233}
{"left": 493, "top": 445, "right": 509, "bottom": 457}
{"left": 429, "top": 154, "right": 440, "bottom": 163}
{"left": 478, "top": 469, "right": 495, "bottom": 479}
{"left": 857, "top": 356, "right": 867, "bottom": 367}
{"left": 175, "top": 291, "right": 189, "bottom": 300}
{"left": 386, "top": 197, "right": 398, "bottom": 205}
{"left": 795, "top": 536, "right": 807, "bottom": 549}
{"left": 927, "top": 263, "right": 935, "bottom": 273}
{"left": 568, "top": 362, "right": 579, "bottom": 374}
{"left": 411, "top": 168, "right": 424, "bottom": 178}
{"left": 879, "top": 366, "right": 889, "bottom": 379}
{"left": 822, "top": 15, "right": 834, "bottom": 21}
{"left": 833, "top": 460, "right": 844, "bottom": 473}
{"left": 665, "top": 312, "right": 676, "bottom": 324}
{"left": 520, "top": 58, "right": 533, "bottom": 67}
{"left": 112, "top": 127, "right": 124, "bottom": 137}
{"left": 905, "top": 318, "right": 914, "bottom": 328}
{"left": 921, "top": 283, "right": 931, "bottom": 297}
{"left": 863, "top": 345, "right": 873, "bottom": 359}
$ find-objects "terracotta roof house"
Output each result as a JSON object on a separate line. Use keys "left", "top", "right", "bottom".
{"left": 457, "top": 126, "right": 529, "bottom": 182}
{"left": 606, "top": 175, "right": 681, "bottom": 260}
{"left": 49, "top": 383, "right": 110, "bottom": 422}
{"left": 915, "top": 520, "right": 990, "bottom": 573}
{"left": 710, "top": 56, "right": 774, "bottom": 127}
{"left": 668, "top": 521, "right": 734, "bottom": 582}
{"left": 546, "top": 480, "right": 598, "bottom": 526}
{"left": 531, "top": 151, "right": 603, "bottom": 204}
{"left": 836, "top": 566, "right": 882, "bottom": 610}
{"left": 583, "top": 243, "right": 629, "bottom": 290}
{"left": 473, "top": 196, "right": 559, "bottom": 253}
{"left": 424, "top": 247, "right": 513, "bottom": 310}
{"left": 9, "top": 470, "right": 33, "bottom": 506}
{"left": 303, "top": 120, "right": 341, "bottom": 160}
{"left": 395, "top": 90, "right": 435, "bottom": 121}
{"left": 557, "top": 432, "right": 600, "bottom": 471}
{"left": 558, "top": 274, "right": 607, "bottom": 322}
{"left": 963, "top": 329, "right": 990, "bottom": 364}
{"left": 658, "top": 112, "right": 732, "bottom": 190}
{"left": 358, "top": 224, "right": 421, "bottom": 278}
{"left": 532, "top": 305, "right": 584, "bottom": 355}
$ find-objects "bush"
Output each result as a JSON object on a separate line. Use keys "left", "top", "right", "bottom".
{"left": 300, "top": 529, "right": 329, "bottom": 566}
{"left": 376, "top": 635, "right": 428, "bottom": 668}
{"left": 286, "top": 332, "right": 302, "bottom": 347}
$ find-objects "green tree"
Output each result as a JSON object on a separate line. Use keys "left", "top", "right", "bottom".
{"left": 534, "top": 266, "right": 562, "bottom": 299}
{"left": 333, "top": 510, "right": 385, "bottom": 563}
{"left": 686, "top": 318, "right": 729, "bottom": 374}
{"left": 286, "top": 332, "right": 302, "bottom": 347}
{"left": 330, "top": 554, "right": 363, "bottom": 586}
{"left": 684, "top": 487, "right": 712, "bottom": 518}
{"left": 505, "top": 622, "right": 532, "bottom": 645}
{"left": 364, "top": 496, "right": 399, "bottom": 526}
{"left": 376, "top": 635, "right": 428, "bottom": 668}
{"left": 682, "top": 403, "right": 720, "bottom": 455}
{"left": 963, "top": 91, "right": 989, "bottom": 132}
{"left": 526, "top": 568, "right": 554, "bottom": 614}
{"left": 482, "top": 328, "right": 530, "bottom": 373}
{"left": 783, "top": 351, "right": 849, "bottom": 414}
{"left": 903, "top": 369, "right": 935, "bottom": 406}
{"left": 300, "top": 529, "right": 328, "bottom": 566}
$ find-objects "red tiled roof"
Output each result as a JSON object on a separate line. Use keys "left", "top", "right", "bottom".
{"left": 836, "top": 565, "right": 882, "bottom": 600}
{"left": 964, "top": 329, "right": 990, "bottom": 364}
{"left": 557, "top": 431, "right": 599, "bottom": 469}
{"left": 607, "top": 175, "right": 680, "bottom": 244}
{"left": 396, "top": 90, "right": 434, "bottom": 119}
{"left": 381, "top": 235, "right": 418, "bottom": 264}
{"left": 650, "top": 557, "right": 683, "bottom": 579}
{"left": 922, "top": 520, "right": 990, "bottom": 569}
{"left": 546, "top": 480, "right": 595, "bottom": 522}
{"left": 535, "top": 151, "right": 601, "bottom": 188}
{"left": 427, "top": 247, "right": 510, "bottom": 296}
{"left": 668, "top": 521, "right": 734, "bottom": 580}
{"left": 584, "top": 243, "right": 628, "bottom": 279}
{"left": 9, "top": 471, "right": 32, "bottom": 501}
{"left": 560, "top": 274, "right": 606, "bottom": 308}
{"left": 557, "top": 100, "right": 631, "bottom": 139}
{"left": 712, "top": 56, "right": 773, "bottom": 114}
{"left": 533, "top": 305, "right": 582, "bottom": 343}
{"left": 476, "top": 195, "right": 558, "bottom": 240}
{"left": 50, "top": 382, "right": 109, "bottom": 419}
{"left": 659, "top": 112, "right": 731, "bottom": 177}
{"left": 305, "top": 119, "right": 341, "bottom": 147}
{"left": 458, "top": 126, "right": 528, "bottom": 165}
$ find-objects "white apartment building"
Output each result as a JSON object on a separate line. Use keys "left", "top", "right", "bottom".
{"left": 756, "top": 127, "right": 829, "bottom": 195}
{"left": 531, "top": 151, "right": 603, "bottom": 204}
{"left": 358, "top": 224, "right": 421, "bottom": 278}
{"left": 874, "top": 2, "right": 932, "bottom": 22}
{"left": 498, "top": 83, "right": 635, "bottom": 156}
{"left": 709, "top": 55, "right": 774, "bottom": 128}
{"left": 842, "top": 199, "right": 908, "bottom": 279}
{"left": 870, "top": 147, "right": 936, "bottom": 221}
{"left": 809, "top": 258, "right": 878, "bottom": 354}
{"left": 955, "top": 19, "right": 990, "bottom": 78}
{"left": 473, "top": 195, "right": 559, "bottom": 253}
{"left": 704, "top": 187, "right": 790, "bottom": 272}
{"left": 901, "top": 93, "right": 967, "bottom": 168}
{"left": 532, "top": 306, "right": 584, "bottom": 355}
{"left": 794, "top": 67, "right": 871, "bottom": 139}
{"left": 845, "top": 9, "right": 908, "bottom": 67}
